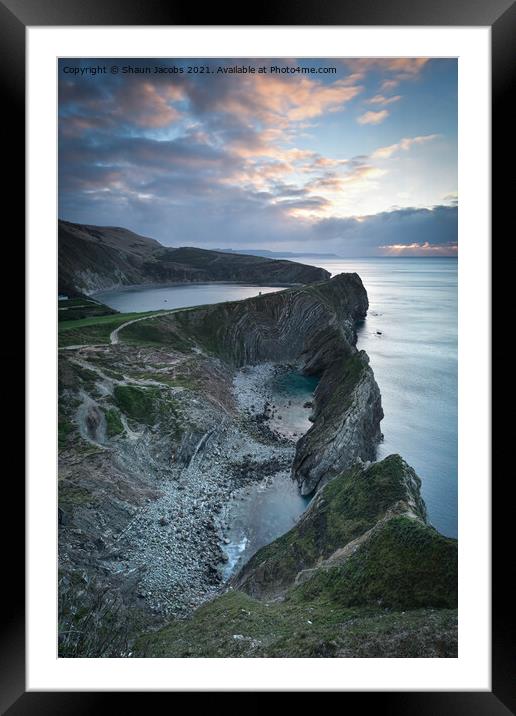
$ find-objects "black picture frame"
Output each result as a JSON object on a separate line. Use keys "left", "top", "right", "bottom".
{"left": 2, "top": 0, "right": 508, "bottom": 710}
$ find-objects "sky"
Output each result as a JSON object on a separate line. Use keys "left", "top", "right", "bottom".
{"left": 58, "top": 58, "right": 457, "bottom": 256}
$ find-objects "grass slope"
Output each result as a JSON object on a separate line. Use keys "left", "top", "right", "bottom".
{"left": 58, "top": 310, "right": 166, "bottom": 347}
{"left": 293, "top": 516, "right": 458, "bottom": 609}
{"left": 235, "top": 455, "right": 426, "bottom": 596}
{"left": 135, "top": 589, "right": 457, "bottom": 658}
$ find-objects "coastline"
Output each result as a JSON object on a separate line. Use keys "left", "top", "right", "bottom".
{"left": 89, "top": 280, "right": 304, "bottom": 298}
{"left": 58, "top": 271, "right": 457, "bottom": 657}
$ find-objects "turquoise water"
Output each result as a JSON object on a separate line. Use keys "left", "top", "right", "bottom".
{"left": 222, "top": 473, "right": 310, "bottom": 579}
{"left": 268, "top": 372, "right": 319, "bottom": 438}
{"left": 298, "top": 257, "right": 458, "bottom": 538}
{"left": 96, "top": 258, "right": 457, "bottom": 541}
{"left": 221, "top": 371, "right": 318, "bottom": 576}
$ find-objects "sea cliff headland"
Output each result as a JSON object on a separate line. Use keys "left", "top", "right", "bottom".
{"left": 58, "top": 243, "right": 457, "bottom": 658}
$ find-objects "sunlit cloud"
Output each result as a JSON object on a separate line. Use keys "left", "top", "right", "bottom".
{"left": 372, "top": 134, "right": 440, "bottom": 159}
{"left": 342, "top": 58, "right": 429, "bottom": 84}
{"left": 443, "top": 192, "right": 458, "bottom": 205}
{"left": 58, "top": 58, "right": 457, "bottom": 254}
{"left": 379, "top": 241, "right": 458, "bottom": 256}
{"left": 366, "top": 94, "right": 402, "bottom": 106}
{"left": 315, "top": 206, "right": 458, "bottom": 256}
{"left": 380, "top": 79, "right": 400, "bottom": 92}
{"left": 214, "top": 75, "right": 362, "bottom": 126}
{"left": 357, "top": 110, "right": 389, "bottom": 125}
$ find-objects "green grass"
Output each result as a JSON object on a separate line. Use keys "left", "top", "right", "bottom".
{"left": 59, "top": 306, "right": 117, "bottom": 322}
{"left": 112, "top": 384, "right": 183, "bottom": 436}
{"left": 59, "top": 310, "right": 163, "bottom": 331}
{"left": 120, "top": 305, "right": 209, "bottom": 350}
{"left": 112, "top": 385, "right": 162, "bottom": 425}
{"left": 58, "top": 310, "right": 166, "bottom": 347}
{"left": 121, "top": 316, "right": 194, "bottom": 351}
{"left": 104, "top": 408, "right": 125, "bottom": 437}
{"left": 59, "top": 298, "right": 98, "bottom": 308}
{"left": 237, "top": 455, "right": 426, "bottom": 596}
{"left": 292, "top": 516, "right": 458, "bottom": 610}
{"left": 134, "top": 589, "right": 457, "bottom": 658}
{"left": 58, "top": 297, "right": 118, "bottom": 322}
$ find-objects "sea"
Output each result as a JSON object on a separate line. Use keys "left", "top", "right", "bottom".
{"left": 94, "top": 282, "right": 284, "bottom": 312}
{"left": 96, "top": 256, "right": 458, "bottom": 569}
{"left": 310, "top": 257, "right": 458, "bottom": 539}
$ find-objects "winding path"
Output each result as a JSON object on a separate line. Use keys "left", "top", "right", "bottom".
{"left": 110, "top": 310, "right": 179, "bottom": 345}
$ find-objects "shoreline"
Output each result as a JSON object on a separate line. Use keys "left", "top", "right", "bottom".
{"left": 61, "top": 350, "right": 306, "bottom": 619}
{"left": 89, "top": 280, "right": 300, "bottom": 298}
{"left": 116, "top": 360, "right": 301, "bottom": 617}
{"left": 58, "top": 262, "right": 458, "bottom": 658}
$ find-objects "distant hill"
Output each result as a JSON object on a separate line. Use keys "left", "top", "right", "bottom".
{"left": 217, "top": 248, "right": 341, "bottom": 259}
{"left": 58, "top": 220, "right": 331, "bottom": 295}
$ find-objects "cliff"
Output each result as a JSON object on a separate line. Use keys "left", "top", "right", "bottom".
{"left": 136, "top": 456, "right": 457, "bottom": 657}
{"left": 293, "top": 351, "right": 383, "bottom": 495}
{"left": 122, "top": 273, "right": 383, "bottom": 492}
{"left": 58, "top": 220, "right": 330, "bottom": 295}
{"left": 58, "top": 264, "right": 456, "bottom": 658}
{"left": 231, "top": 455, "right": 448, "bottom": 600}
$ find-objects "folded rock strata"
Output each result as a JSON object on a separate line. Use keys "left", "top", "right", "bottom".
{"left": 123, "top": 272, "right": 384, "bottom": 493}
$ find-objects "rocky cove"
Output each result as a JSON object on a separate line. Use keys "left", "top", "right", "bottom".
{"left": 58, "top": 272, "right": 457, "bottom": 658}
{"left": 60, "top": 354, "right": 296, "bottom": 618}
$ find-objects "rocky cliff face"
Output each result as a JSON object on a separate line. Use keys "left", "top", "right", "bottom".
{"left": 58, "top": 220, "right": 330, "bottom": 295}
{"left": 143, "top": 272, "right": 368, "bottom": 364}
{"left": 232, "top": 455, "right": 456, "bottom": 607}
{"left": 136, "top": 456, "right": 457, "bottom": 658}
{"left": 293, "top": 351, "right": 383, "bottom": 495}
{"left": 122, "top": 273, "right": 383, "bottom": 493}
{"left": 58, "top": 265, "right": 457, "bottom": 658}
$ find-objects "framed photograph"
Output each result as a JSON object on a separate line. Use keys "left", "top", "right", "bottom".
{"left": 3, "top": 0, "right": 508, "bottom": 708}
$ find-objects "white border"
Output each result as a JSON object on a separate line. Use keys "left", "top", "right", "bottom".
{"left": 27, "top": 26, "right": 490, "bottom": 691}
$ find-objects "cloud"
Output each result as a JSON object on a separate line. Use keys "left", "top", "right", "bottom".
{"left": 443, "top": 192, "right": 458, "bottom": 205}
{"left": 192, "top": 74, "right": 362, "bottom": 129}
{"left": 314, "top": 205, "right": 458, "bottom": 256}
{"left": 58, "top": 58, "right": 456, "bottom": 256}
{"left": 357, "top": 110, "right": 389, "bottom": 125}
{"left": 341, "top": 58, "right": 429, "bottom": 84}
{"left": 344, "top": 58, "right": 429, "bottom": 74}
{"left": 371, "top": 134, "right": 440, "bottom": 159}
{"left": 380, "top": 79, "right": 400, "bottom": 92}
{"left": 366, "top": 94, "right": 402, "bottom": 106}
{"left": 279, "top": 195, "right": 330, "bottom": 212}
{"left": 113, "top": 82, "right": 183, "bottom": 127}
{"left": 378, "top": 241, "right": 458, "bottom": 255}
{"left": 59, "top": 76, "right": 184, "bottom": 132}
{"left": 337, "top": 59, "right": 430, "bottom": 99}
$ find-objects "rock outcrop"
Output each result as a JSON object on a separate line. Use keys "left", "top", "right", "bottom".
{"left": 136, "top": 456, "right": 457, "bottom": 658}
{"left": 123, "top": 272, "right": 383, "bottom": 494}
{"left": 135, "top": 271, "right": 367, "bottom": 363}
{"left": 232, "top": 455, "right": 456, "bottom": 608}
{"left": 58, "top": 262, "right": 457, "bottom": 658}
{"left": 293, "top": 351, "right": 383, "bottom": 495}
{"left": 58, "top": 220, "right": 330, "bottom": 295}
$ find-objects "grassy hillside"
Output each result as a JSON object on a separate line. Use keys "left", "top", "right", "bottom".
{"left": 58, "top": 310, "right": 165, "bottom": 347}
{"left": 135, "top": 589, "right": 457, "bottom": 658}
{"left": 135, "top": 456, "right": 457, "bottom": 657}
{"left": 58, "top": 220, "right": 330, "bottom": 294}
{"left": 233, "top": 455, "right": 428, "bottom": 597}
